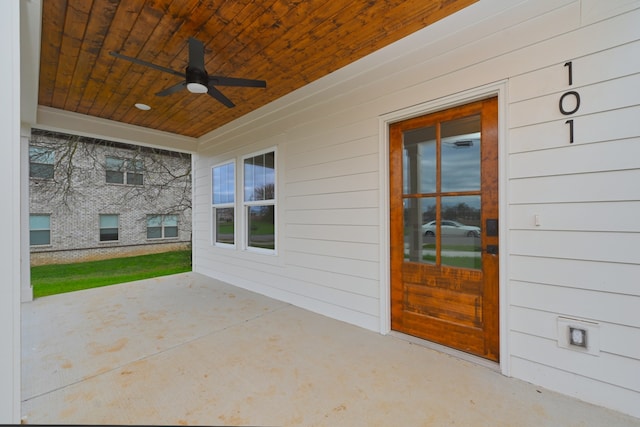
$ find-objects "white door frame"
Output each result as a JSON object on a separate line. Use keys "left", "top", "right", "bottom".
{"left": 378, "top": 81, "right": 510, "bottom": 375}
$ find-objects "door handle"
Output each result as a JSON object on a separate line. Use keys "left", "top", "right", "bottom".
{"left": 485, "top": 245, "right": 498, "bottom": 255}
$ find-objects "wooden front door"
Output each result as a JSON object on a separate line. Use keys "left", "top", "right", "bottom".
{"left": 390, "top": 97, "right": 499, "bottom": 361}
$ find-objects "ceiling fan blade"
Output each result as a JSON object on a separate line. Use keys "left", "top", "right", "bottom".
{"left": 155, "top": 81, "right": 187, "bottom": 96}
{"left": 110, "top": 51, "right": 185, "bottom": 79}
{"left": 188, "top": 37, "right": 206, "bottom": 71}
{"left": 207, "top": 85, "right": 235, "bottom": 108}
{"left": 208, "top": 76, "right": 267, "bottom": 88}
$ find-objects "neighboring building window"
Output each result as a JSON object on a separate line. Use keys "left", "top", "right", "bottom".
{"left": 243, "top": 150, "right": 275, "bottom": 251}
{"left": 30, "top": 214, "right": 51, "bottom": 246}
{"left": 147, "top": 214, "right": 178, "bottom": 239}
{"left": 212, "top": 161, "right": 235, "bottom": 246}
{"left": 29, "top": 147, "right": 55, "bottom": 179}
{"left": 106, "top": 156, "right": 144, "bottom": 185}
{"left": 99, "top": 214, "right": 119, "bottom": 241}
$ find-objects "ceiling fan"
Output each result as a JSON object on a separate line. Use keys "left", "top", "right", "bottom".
{"left": 110, "top": 37, "right": 266, "bottom": 108}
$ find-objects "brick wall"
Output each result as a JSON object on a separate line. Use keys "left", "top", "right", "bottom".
{"left": 29, "top": 130, "right": 192, "bottom": 265}
{"left": 30, "top": 241, "right": 191, "bottom": 266}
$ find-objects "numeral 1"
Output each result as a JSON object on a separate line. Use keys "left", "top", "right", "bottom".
{"left": 566, "top": 119, "right": 574, "bottom": 144}
{"left": 564, "top": 61, "right": 573, "bottom": 86}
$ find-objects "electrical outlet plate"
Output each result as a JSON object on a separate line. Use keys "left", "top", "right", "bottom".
{"left": 557, "top": 317, "right": 600, "bottom": 356}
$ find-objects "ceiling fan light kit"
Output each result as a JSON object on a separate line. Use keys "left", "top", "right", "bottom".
{"left": 186, "top": 66, "right": 209, "bottom": 93}
{"left": 110, "top": 37, "right": 266, "bottom": 108}
{"left": 187, "top": 83, "right": 208, "bottom": 94}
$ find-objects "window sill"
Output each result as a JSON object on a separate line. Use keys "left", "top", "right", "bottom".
{"left": 105, "top": 182, "right": 144, "bottom": 187}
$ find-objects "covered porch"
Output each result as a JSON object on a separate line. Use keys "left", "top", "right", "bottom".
{"left": 21, "top": 273, "right": 638, "bottom": 426}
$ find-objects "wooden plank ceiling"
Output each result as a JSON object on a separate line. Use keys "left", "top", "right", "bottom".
{"left": 39, "top": 0, "right": 476, "bottom": 138}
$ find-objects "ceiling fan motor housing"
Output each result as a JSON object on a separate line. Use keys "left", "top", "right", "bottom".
{"left": 186, "top": 66, "right": 209, "bottom": 93}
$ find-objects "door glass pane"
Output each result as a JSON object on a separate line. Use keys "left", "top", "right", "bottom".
{"left": 441, "top": 115, "right": 481, "bottom": 192}
{"left": 403, "top": 126, "right": 436, "bottom": 194}
{"left": 404, "top": 197, "right": 436, "bottom": 264}
{"left": 441, "top": 195, "right": 482, "bottom": 269}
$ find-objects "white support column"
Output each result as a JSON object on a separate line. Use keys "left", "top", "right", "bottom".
{"left": 21, "top": 125, "right": 33, "bottom": 302}
{"left": 0, "top": 0, "right": 22, "bottom": 422}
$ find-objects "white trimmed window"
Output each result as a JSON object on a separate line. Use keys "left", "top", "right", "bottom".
{"left": 147, "top": 214, "right": 178, "bottom": 239}
{"left": 106, "top": 156, "right": 144, "bottom": 185}
{"left": 243, "top": 150, "right": 276, "bottom": 251}
{"left": 30, "top": 214, "right": 51, "bottom": 246}
{"left": 211, "top": 161, "right": 235, "bottom": 246}
{"left": 29, "top": 147, "right": 55, "bottom": 179}
{"left": 99, "top": 214, "right": 119, "bottom": 242}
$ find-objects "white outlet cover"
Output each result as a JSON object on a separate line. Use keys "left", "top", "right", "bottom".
{"left": 557, "top": 317, "right": 600, "bottom": 356}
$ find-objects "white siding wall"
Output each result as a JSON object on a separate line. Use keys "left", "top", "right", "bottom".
{"left": 193, "top": 0, "right": 640, "bottom": 418}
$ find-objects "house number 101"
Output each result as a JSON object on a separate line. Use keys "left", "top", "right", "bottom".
{"left": 560, "top": 61, "right": 580, "bottom": 143}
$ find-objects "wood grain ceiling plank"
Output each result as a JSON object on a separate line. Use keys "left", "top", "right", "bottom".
{"left": 38, "top": 0, "right": 476, "bottom": 137}
{"left": 51, "top": 0, "right": 95, "bottom": 110}
{"left": 223, "top": 0, "right": 356, "bottom": 87}
{"left": 253, "top": 0, "right": 449, "bottom": 99}
{"left": 223, "top": 0, "right": 346, "bottom": 76}
{"left": 74, "top": 0, "right": 145, "bottom": 115}
{"left": 109, "top": 0, "right": 211, "bottom": 125}
{"left": 166, "top": 1, "right": 285, "bottom": 136}
{"left": 95, "top": 0, "right": 175, "bottom": 119}
{"left": 63, "top": 0, "right": 120, "bottom": 112}
{"left": 176, "top": 0, "right": 346, "bottom": 137}
{"left": 83, "top": 0, "right": 149, "bottom": 117}
{"left": 291, "top": 0, "right": 440, "bottom": 80}
{"left": 140, "top": 1, "right": 271, "bottom": 134}
{"left": 38, "top": 0, "right": 67, "bottom": 106}
{"left": 127, "top": 0, "right": 245, "bottom": 131}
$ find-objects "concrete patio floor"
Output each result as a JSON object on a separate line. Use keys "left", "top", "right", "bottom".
{"left": 21, "top": 272, "right": 640, "bottom": 426}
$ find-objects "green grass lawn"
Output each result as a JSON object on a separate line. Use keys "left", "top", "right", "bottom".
{"left": 31, "top": 250, "right": 192, "bottom": 298}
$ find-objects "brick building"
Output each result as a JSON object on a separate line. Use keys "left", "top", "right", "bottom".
{"left": 29, "top": 129, "right": 192, "bottom": 265}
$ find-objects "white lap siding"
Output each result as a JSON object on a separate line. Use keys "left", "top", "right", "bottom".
{"left": 193, "top": 0, "right": 640, "bottom": 418}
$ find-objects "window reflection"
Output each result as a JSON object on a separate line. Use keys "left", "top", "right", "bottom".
{"left": 401, "top": 114, "right": 483, "bottom": 271}
{"left": 404, "top": 198, "right": 436, "bottom": 264}
{"left": 441, "top": 115, "right": 481, "bottom": 192}
{"left": 403, "top": 126, "right": 436, "bottom": 194}
{"left": 441, "top": 196, "right": 482, "bottom": 269}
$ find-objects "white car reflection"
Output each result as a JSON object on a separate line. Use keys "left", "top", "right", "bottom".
{"left": 422, "top": 220, "right": 480, "bottom": 237}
